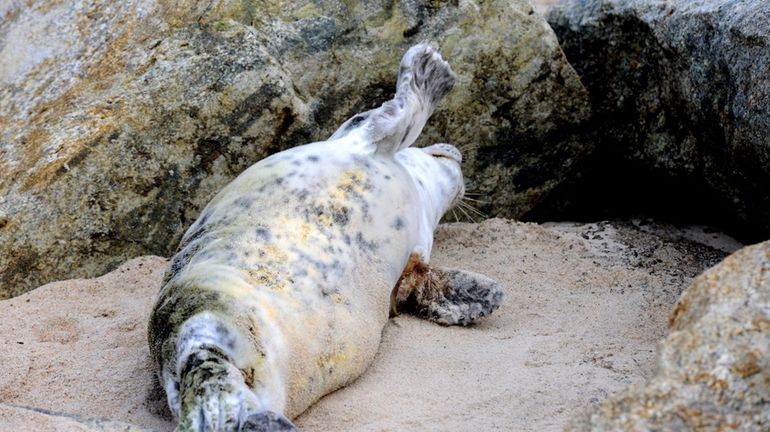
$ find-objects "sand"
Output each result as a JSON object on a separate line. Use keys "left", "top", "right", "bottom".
{"left": 0, "top": 219, "right": 739, "bottom": 431}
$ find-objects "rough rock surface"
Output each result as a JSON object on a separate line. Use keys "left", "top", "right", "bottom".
{"left": 0, "top": 0, "right": 589, "bottom": 297}
{"left": 532, "top": 0, "right": 565, "bottom": 15}
{"left": 0, "top": 219, "right": 738, "bottom": 431}
{"left": 546, "top": 0, "right": 770, "bottom": 242}
{"left": 569, "top": 240, "right": 770, "bottom": 431}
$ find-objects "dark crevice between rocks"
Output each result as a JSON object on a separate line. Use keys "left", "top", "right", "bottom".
{"left": 535, "top": 9, "right": 770, "bottom": 244}
{"left": 522, "top": 155, "right": 764, "bottom": 244}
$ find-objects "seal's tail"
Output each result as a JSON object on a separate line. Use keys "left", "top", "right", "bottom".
{"left": 175, "top": 346, "right": 297, "bottom": 432}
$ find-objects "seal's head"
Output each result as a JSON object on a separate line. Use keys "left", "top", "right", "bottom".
{"left": 397, "top": 142, "right": 465, "bottom": 229}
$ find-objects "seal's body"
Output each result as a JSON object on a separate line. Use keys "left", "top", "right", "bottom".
{"left": 149, "top": 45, "right": 501, "bottom": 432}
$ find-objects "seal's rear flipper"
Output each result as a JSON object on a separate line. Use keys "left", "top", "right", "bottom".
{"left": 391, "top": 254, "right": 503, "bottom": 326}
{"left": 242, "top": 412, "right": 297, "bottom": 432}
{"left": 329, "top": 44, "right": 456, "bottom": 154}
{"left": 174, "top": 346, "right": 297, "bottom": 432}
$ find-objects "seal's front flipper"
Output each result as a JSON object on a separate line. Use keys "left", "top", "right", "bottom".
{"left": 391, "top": 253, "right": 503, "bottom": 326}
{"left": 426, "top": 269, "right": 504, "bottom": 326}
{"left": 329, "top": 44, "right": 456, "bottom": 153}
{"left": 371, "top": 43, "right": 456, "bottom": 155}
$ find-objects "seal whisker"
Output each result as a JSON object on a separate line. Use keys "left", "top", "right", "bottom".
{"left": 450, "top": 207, "right": 460, "bottom": 223}
{"left": 461, "top": 196, "right": 489, "bottom": 204}
{"left": 455, "top": 201, "right": 477, "bottom": 223}
{"left": 460, "top": 199, "right": 487, "bottom": 219}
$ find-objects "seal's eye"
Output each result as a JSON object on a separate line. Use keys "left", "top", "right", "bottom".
{"left": 424, "top": 144, "right": 462, "bottom": 164}
{"left": 432, "top": 153, "right": 454, "bottom": 160}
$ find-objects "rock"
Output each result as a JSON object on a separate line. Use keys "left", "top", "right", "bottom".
{"left": 0, "top": 220, "right": 738, "bottom": 431}
{"left": 546, "top": 0, "right": 770, "bottom": 242}
{"left": 531, "top": 0, "right": 565, "bottom": 16}
{"left": 0, "top": 0, "right": 590, "bottom": 297}
{"left": 568, "top": 240, "right": 770, "bottom": 431}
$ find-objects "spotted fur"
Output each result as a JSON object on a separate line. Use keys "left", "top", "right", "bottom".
{"left": 148, "top": 44, "right": 499, "bottom": 432}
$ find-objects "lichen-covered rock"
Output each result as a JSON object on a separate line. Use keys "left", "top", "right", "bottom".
{"left": 0, "top": 0, "right": 590, "bottom": 297}
{"left": 547, "top": 0, "right": 770, "bottom": 242}
{"left": 569, "top": 240, "right": 770, "bottom": 431}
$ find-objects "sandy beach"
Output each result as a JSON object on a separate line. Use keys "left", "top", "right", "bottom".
{"left": 0, "top": 219, "right": 738, "bottom": 431}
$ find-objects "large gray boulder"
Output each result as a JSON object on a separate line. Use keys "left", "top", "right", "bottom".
{"left": 547, "top": 0, "right": 770, "bottom": 241}
{"left": 568, "top": 239, "right": 770, "bottom": 430}
{"left": 0, "top": 0, "right": 590, "bottom": 297}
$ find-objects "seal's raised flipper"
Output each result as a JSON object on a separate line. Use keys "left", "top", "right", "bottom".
{"left": 391, "top": 253, "right": 503, "bottom": 326}
{"left": 329, "top": 43, "right": 456, "bottom": 154}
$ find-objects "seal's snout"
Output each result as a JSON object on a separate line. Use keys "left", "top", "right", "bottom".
{"left": 416, "top": 143, "right": 465, "bottom": 210}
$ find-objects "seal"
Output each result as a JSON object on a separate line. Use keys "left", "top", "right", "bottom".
{"left": 148, "top": 44, "right": 503, "bottom": 432}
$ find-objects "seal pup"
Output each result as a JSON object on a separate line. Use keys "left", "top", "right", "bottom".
{"left": 148, "top": 43, "right": 503, "bottom": 432}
